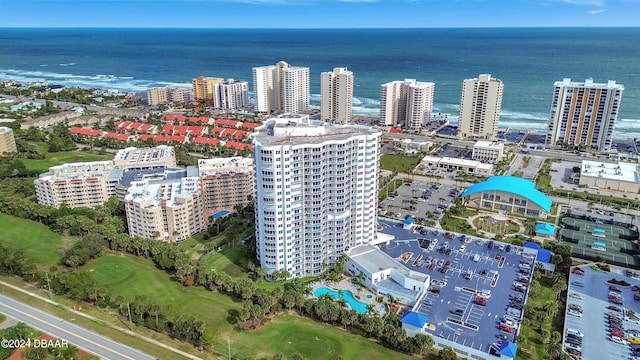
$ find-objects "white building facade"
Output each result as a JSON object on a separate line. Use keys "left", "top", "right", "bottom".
{"left": 546, "top": 78, "right": 624, "bottom": 151}
{"left": 253, "top": 61, "right": 310, "bottom": 114}
{"left": 472, "top": 141, "right": 504, "bottom": 163}
{"left": 124, "top": 177, "right": 206, "bottom": 242}
{"left": 380, "top": 79, "right": 434, "bottom": 131}
{"left": 458, "top": 74, "right": 504, "bottom": 140}
{"left": 252, "top": 114, "right": 381, "bottom": 278}
{"left": 320, "top": 67, "right": 354, "bottom": 124}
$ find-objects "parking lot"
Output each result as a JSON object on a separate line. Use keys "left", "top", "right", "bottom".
{"left": 379, "top": 179, "right": 457, "bottom": 222}
{"left": 565, "top": 264, "right": 640, "bottom": 359}
{"left": 377, "top": 219, "right": 534, "bottom": 355}
{"left": 431, "top": 142, "right": 473, "bottom": 160}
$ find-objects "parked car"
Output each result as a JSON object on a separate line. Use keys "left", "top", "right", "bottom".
{"left": 571, "top": 267, "right": 585, "bottom": 275}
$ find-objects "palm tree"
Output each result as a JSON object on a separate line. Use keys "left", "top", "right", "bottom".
{"left": 543, "top": 300, "right": 559, "bottom": 318}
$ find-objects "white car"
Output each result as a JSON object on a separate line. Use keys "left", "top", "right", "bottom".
{"left": 568, "top": 293, "right": 583, "bottom": 300}
{"left": 566, "top": 329, "right": 584, "bottom": 338}
{"left": 611, "top": 335, "right": 626, "bottom": 344}
{"left": 459, "top": 245, "right": 467, "bottom": 252}
{"left": 565, "top": 342, "right": 581, "bottom": 352}
{"left": 568, "top": 309, "right": 583, "bottom": 317}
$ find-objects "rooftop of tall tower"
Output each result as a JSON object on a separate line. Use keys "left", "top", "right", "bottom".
{"left": 251, "top": 113, "right": 381, "bottom": 146}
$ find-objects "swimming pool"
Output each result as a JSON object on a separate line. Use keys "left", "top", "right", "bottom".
{"left": 313, "top": 287, "right": 368, "bottom": 314}
{"left": 212, "top": 210, "right": 230, "bottom": 220}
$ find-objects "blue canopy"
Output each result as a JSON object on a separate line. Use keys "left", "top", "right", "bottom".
{"left": 401, "top": 311, "right": 428, "bottom": 328}
{"left": 404, "top": 217, "right": 415, "bottom": 225}
{"left": 535, "top": 223, "right": 556, "bottom": 236}
{"left": 499, "top": 341, "right": 518, "bottom": 357}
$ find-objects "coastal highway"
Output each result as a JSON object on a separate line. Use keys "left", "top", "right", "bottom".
{"left": 0, "top": 294, "right": 156, "bottom": 360}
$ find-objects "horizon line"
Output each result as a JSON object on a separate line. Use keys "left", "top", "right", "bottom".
{"left": 2, "top": 26, "right": 640, "bottom": 30}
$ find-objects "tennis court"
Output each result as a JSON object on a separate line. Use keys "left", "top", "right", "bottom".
{"left": 559, "top": 217, "right": 640, "bottom": 267}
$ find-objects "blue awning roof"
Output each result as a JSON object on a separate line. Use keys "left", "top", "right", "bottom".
{"left": 404, "top": 217, "right": 415, "bottom": 225}
{"left": 460, "top": 176, "right": 552, "bottom": 213}
{"left": 499, "top": 341, "right": 518, "bottom": 357}
{"left": 401, "top": 311, "right": 428, "bottom": 328}
{"left": 535, "top": 223, "right": 556, "bottom": 236}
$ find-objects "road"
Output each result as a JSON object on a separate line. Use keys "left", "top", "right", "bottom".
{"left": 0, "top": 294, "right": 156, "bottom": 360}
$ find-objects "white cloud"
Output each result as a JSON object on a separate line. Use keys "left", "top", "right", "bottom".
{"left": 558, "top": 0, "right": 605, "bottom": 6}
{"left": 587, "top": 8, "right": 607, "bottom": 12}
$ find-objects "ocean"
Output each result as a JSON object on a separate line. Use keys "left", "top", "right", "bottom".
{"left": 1, "top": 27, "right": 639, "bottom": 138}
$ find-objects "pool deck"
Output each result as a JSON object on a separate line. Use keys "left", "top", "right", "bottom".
{"left": 311, "top": 278, "right": 388, "bottom": 316}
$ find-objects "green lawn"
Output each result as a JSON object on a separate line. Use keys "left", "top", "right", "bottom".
{"left": 22, "top": 150, "right": 114, "bottom": 174}
{"left": 227, "top": 314, "right": 415, "bottom": 360}
{"left": 379, "top": 154, "right": 421, "bottom": 173}
{"left": 82, "top": 254, "right": 412, "bottom": 359}
{"left": 0, "top": 212, "right": 65, "bottom": 266}
{"left": 0, "top": 313, "right": 5, "bottom": 323}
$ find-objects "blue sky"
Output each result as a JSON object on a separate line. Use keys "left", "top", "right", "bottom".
{"left": 0, "top": 0, "right": 638, "bottom": 28}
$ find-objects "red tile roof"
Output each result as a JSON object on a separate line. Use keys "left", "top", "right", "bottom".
{"left": 194, "top": 137, "right": 220, "bottom": 146}
{"left": 139, "top": 134, "right": 152, "bottom": 141}
{"left": 224, "top": 141, "right": 252, "bottom": 151}
{"left": 215, "top": 118, "right": 241, "bottom": 127}
{"left": 187, "top": 126, "right": 206, "bottom": 136}
{"left": 171, "top": 135, "right": 186, "bottom": 143}
{"left": 162, "top": 124, "right": 174, "bottom": 135}
{"left": 241, "top": 122, "right": 262, "bottom": 130}
{"left": 389, "top": 127, "right": 403, "bottom": 134}
{"left": 187, "top": 116, "right": 211, "bottom": 124}
{"left": 210, "top": 127, "right": 225, "bottom": 135}
{"left": 161, "top": 114, "right": 187, "bottom": 122}
{"left": 70, "top": 127, "right": 102, "bottom": 136}
{"left": 153, "top": 135, "right": 172, "bottom": 142}
{"left": 104, "top": 132, "right": 130, "bottom": 141}
{"left": 173, "top": 125, "right": 188, "bottom": 135}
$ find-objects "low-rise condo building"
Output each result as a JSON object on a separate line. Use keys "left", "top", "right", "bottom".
{"left": 197, "top": 157, "right": 255, "bottom": 215}
{"left": 0, "top": 126, "right": 17, "bottom": 154}
{"left": 35, "top": 146, "right": 177, "bottom": 208}
{"left": 124, "top": 177, "right": 205, "bottom": 242}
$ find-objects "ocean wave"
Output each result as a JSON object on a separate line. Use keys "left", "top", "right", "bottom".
{"left": 500, "top": 110, "right": 549, "bottom": 121}
{"left": 0, "top": 68, "right": 183, "bottom": 93}
{"left": 352, "top": 105, "right": 380, "bottom": 117}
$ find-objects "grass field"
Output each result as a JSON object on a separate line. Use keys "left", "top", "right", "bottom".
{"left": 82, "top": 254, "right": 412, "bottom": 359}
{"left": 0, "top": 313, "right": 5, "bottom": 323}
{"left": 22, "top": 150, "right": 114, "bottom": 174}
{"left": 516, "top": 277, "right": 559, "bottom": 360}
{"left": 379, "top": 154, "right": 421, "bottom": 173}
{"left": 0, "top": 212, "right": 65, "bottom": 266}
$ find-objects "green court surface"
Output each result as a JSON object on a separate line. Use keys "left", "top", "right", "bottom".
{"left": 560, "top": 217, "right": 640, "bottom": 267}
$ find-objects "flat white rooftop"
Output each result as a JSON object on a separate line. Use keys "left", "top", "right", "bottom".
{"left": 581, "top": 160, "right": 640, "bottom": 184}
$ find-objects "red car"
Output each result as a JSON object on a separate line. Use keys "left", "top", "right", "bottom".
{"left": 499, "top": 324, "right": 514, "bottom": 333}
{"left": 444, "top": 261, "right": 451, "bottom": 268}
{"left": 571, "top": 268, "right": 585, "bottom": 275}
{"left": 495, "top": 254, "right": 502, "bottom": 260}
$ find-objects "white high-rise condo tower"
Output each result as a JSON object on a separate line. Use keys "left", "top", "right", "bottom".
{"left": 457, "top": 74, "right": 504, "bottom": 140}
{"left": 252, "top": 114, "right": 381, "bottom": 279}
{"left": 546, "top": 78, "right": 624, "bottom": 151}
{"left": 321, "top": 67, "right": 354, "bottom": 124}
{"left": 253, "top": 61, "right": 310, "bottom": 114}
{"left": 380, "top": 79, "right": 434, "bottom": 132}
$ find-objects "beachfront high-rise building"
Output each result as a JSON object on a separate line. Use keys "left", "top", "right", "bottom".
{"left": 546, "top": 78, "right": 624, "bottom": 151}
{"left": 380, "top": 79, "right": 435, "bottom": 132}
{"left": 124, "top": 177, "right": 205, "bottom": 242}
{"left": 252, "top": 61, "right": 310, "bottom": 114}
{"left": 192, "top": 76, "right": 249, "bottom": 111}
{"left": 320, "top": 67, "right": 354, "bottom": 124}
{"left": 217, "top": 79, "right": 250, "bottom": 112}
{"left": 146, "top": 87, "right": 191, "bottom": 106}
{"left": 252, "top": 114, "right": 382, "bottom": 279}
{"left": 192, "top": 76, "right": 224, "bottom": 106}
{"left": 457, "top": 74, "right": 504, "bottom": 140}
{"left": 197, "top": 157, "right": 255, "bottom": 216}
{"left": 0, "top": 127, "right": 17, "bottom": 154}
